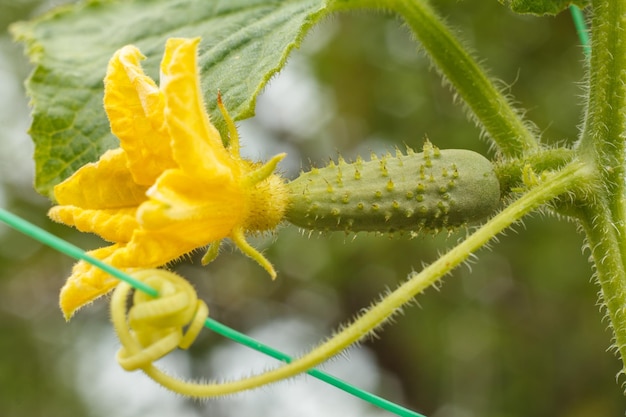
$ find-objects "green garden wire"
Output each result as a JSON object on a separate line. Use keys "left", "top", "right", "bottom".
{"left": 570, "top": 5, "right": 591, "bottom": 58}
{"left": 0, "top": 207, "right": 424, "bottom": 417}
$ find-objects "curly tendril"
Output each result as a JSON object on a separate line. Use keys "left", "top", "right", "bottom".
{"left": 110, "top": 267, "right": 379, "bottom": 398}
{"left": 111, "top": 269, "right": 208, "bottom": 371}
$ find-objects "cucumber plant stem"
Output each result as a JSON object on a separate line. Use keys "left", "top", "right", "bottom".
{"left": 576, "top": 0, "right": 626, "bottom": 376}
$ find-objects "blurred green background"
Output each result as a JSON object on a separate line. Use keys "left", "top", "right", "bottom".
{"left": 1, "top": 1, "right": 622, "bottom": 416}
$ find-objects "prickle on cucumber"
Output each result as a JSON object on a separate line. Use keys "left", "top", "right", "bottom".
{"left": 285, "top": 142, "right": 500, "bottom": 233}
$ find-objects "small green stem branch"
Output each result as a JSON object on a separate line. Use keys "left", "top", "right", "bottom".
{"left": 141, "top": 162, "right": 587, "bottom": 396}
{"left": 494, "top": 147, "right": 575, "bottom": 194}
{"left": 328, "top": 0, "right": 539, "bottom": 157}
{"left": 576, "top": 0, "right": 626, "bottom": 376}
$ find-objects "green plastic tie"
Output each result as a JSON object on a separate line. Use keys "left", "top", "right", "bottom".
{"left": 0, "top": 207, "right": 425, "bottom": 417}
{"left": 570, "top": 5, "right": 591, "bottom": 58}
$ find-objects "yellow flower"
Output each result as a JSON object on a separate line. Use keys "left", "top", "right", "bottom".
{"left": 48, "top": 38, "right": 288, "bottom": 319}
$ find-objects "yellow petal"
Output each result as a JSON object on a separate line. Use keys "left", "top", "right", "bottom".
{"left": 108, "top": 229, "right": 202, "bottom": 268}
{"left": 160, "top": 38, "right": 236, "bottom": 179}
{"left": 61, "top": 233, "right": 193, "bottom": 320}
{"left": 60, "top": 245, "right": 123, "bottom": 320}
{"left": 53, "top": 149, "right": 149, "bottom": 208}
{"left": 104, "top": 45, "right": 176, "bottom": 186}
{"left": 48, "top": 205, "right": 139, "bottom": 243}
{"left": 139, "top": 169, "right": 245, "bottom": 239}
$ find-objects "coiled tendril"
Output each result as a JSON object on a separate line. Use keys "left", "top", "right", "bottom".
{"left": 111, "top": 269, "right": 209, "bottom": 371}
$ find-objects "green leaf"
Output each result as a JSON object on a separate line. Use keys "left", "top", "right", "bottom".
{"left": 497, "top": 0, "right": 589, "bottom": 15}
{"left": 10, "top": 0, "right": 328, "bottom": 199}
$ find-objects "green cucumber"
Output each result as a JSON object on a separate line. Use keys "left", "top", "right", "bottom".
{"left": 286, "top": 142, "right": 500, "bottom": 233}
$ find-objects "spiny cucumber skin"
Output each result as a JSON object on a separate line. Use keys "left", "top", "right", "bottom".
{"left": 285, "top": 145, "right": 500, "bottom": 233}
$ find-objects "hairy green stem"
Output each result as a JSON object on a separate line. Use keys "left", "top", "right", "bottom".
{"left": 131, "top": 162, "right": 587, "bottom": 396}
{"left": 579, "top": 0, "right": 626, "bottom": 183}
{"left": 328, "top": 0, "right": 540, "bottom": 157}
{"left": 580, "top": 0, "right": 626, "bottom": 159}
{"left": 577, "top": 0, "right": 626, "bottom": 376}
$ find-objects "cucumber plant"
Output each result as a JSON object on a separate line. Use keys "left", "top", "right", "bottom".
{"left": 9, "top": 0, "right": 626, "bottom": 414}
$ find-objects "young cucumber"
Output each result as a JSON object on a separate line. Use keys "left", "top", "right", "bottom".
{"left": 286, "top": 142, "right": 500, "bottom": 233}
